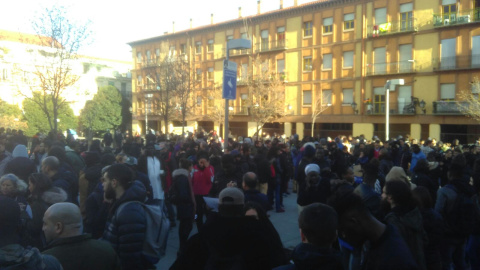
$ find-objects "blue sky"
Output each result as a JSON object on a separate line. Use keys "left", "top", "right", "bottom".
{"left": 1, "top": 0, "right": 313, "bottom": 61}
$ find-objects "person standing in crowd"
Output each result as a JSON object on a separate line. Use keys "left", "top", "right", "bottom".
{"left": 0, "top": 197, "right": 63, "bottom": 269}
{"left": 30, "top": 141, "right": 47, "bottom": 172}
{"left": 242, "top": 172, "right": 269, "bottom": 212}
{"left": 0, "top": 137, "right": 13, "bottom": 177}
{"left": 101, "top": 164, "right": 150, "bottom": 270}
{"left": 274, "top": 203, "right": 343, "bottom": 270}
{"left": 191, "top": 151, "right": 214, "bottom": 230}
{"left": 0, "top": 174, "right": 31, "bottom": 220}
{"left": 42, "top": 156, "right": 78, "bottom": 205}
{"left": 171, "top": 158, "right": 196, "bottom": 257}
{"left": 42, "top": 202, "right": 121, "bottom": 270}
{"left": 5, "top": 144, "right": 36, "bottom": 183}
{"left": 26, "top": 173, "right": 68, "bottom": 249}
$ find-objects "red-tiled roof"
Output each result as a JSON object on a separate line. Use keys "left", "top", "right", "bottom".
{"left": 0, "top": 29, "right": 54, "bottom": 46}
{"left": 128, "top": 0, "right": 334, "bottom": 46}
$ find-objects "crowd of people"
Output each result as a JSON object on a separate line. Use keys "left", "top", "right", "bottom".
{"left": 0, "top": 126, "right": 479, "bottom": 270}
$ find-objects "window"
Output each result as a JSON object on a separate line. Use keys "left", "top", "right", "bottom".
{"left": 208, "top": 67, "right": 214, "bottom": 80}
{"left": 472, "top": 36, "right": 480, "bottom": 67}
{"left": 241, "top": 32, "right": 248, "bottom": 39}
{"left": 169, "top": 46, "right": 175, "bottom": 56}
{"left": 400, "top": 3, "right": 413, "bottom": 31}
{"left": 303, "top": 56, "right": 312, "bottom": 71}
{"left": 343, "top": 89, "right": 354, "bottom": 104}
{"left": 277, "top": 27, "right": 285, "bottom": 40}
{"left": 241, "top": 64, "right": 248, "bottom": 81}
{"left": 399, "top": 44, "right": 413, "bottom": 72}
{"left": 322, "top": 54, "right": 332, "bottom": 70}
{"left": 2, "top": 68, "right": 10, "bottom": 80}
{"left": 136, "top": 52, "right": 142, "bottom": 62}
{"left": 208, "top": 96, "right": 214, "bottom": 107}
{"left": 196, "top": 69, "right": 202, "bottom": 81}
{"left": 195, "top": 42, "right": 202, "bottom": 54}
{"left": 441, "top": 38, "right": 456, "bottom": 69}
{"left": 121, "top": 83, "right": 127, "bottom": 94}
{"left": 226, "top": 35, "right": 234, "bottom": 41}
{"left": 373, "top": 87, "right": 385, "bottom": 113}
{"left": 323, "top": 17, "right": 333, "bottom": 33}
{"left": 375, "top": 8, "right": 387, "bottom": 25}
{"left": 343, "top": 51, "right": 354, "bottom": 68}
{"left": 441, "top": 84, "right": 455, "bottom": 100}
{"left": 304, "top": 22, "right": 313, "bottom": 37}
{"left": 156, "top": 48, "right": 160, "bottom": 61}
{"left": 374, "top": 47, "right": 386, "bottom": 74}
{"left": 303, "top": 90, "right": 312, "bottom": 105}
{"left": 398, "top": 86, "right": 412, "bottom": 114}
{"left": 322, "top": 90, "right": 332, "bottom": 105}
{"left": 180, "top": 44, "right": 186, "bottom": 55}
{"left": 208, "top": 39, "right": 214, "bottom": 52}
{"left": 137, "top": 75, "right": 142, "bottom": 86}
{"left": 261, "top": 30, "right": 269, "bottom": 51}
{"left": 344, "top": 13, "right": 354, "bottom": 30}
{"left": 146, "top": 50, "right": 151, "bottom": 60}
{"left": 442, "top": 0, "right": 457, "bottom": 22}
{"left": 197, "top": 96, "right": 202, "bottom": 106}
{"left": 277, "top": 59, "right": 285, "bottom": 75}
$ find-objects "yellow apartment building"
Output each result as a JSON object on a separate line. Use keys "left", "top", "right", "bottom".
{"left": 129, "top": 0, "right": 480, "bottom": 143}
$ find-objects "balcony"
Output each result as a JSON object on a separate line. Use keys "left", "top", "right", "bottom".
{"left": 367, "top": 18, "right": 417, "bottom": 38}
{"left": 365, "top": 100, "right": 420, "bottom": 115}
{"left": 228, "top": 48, "right": 252, "bottom": 57}
{"left": 136, "top": 84, "right": 161, "bottom": 93}
{"left": 433, "top": 9, "right": 480, "bottom": 28}
{"left": 433, "top": 55, "right": 480, "bottom": 71}
{"left": 366, "top": 61, "right": 416, "bottom": 76}
{"left": 255, "top": 39, "right": 288, "bottom": 53}
{"left": 433, "top": 100, "right": 468, "bottom": 115}
{"left": 230, "top": 106, "right": 249, "bottom": 116}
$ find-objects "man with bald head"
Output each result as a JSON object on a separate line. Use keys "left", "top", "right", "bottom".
{"left": 42, "top": 202, "right": 121, "bottom": 270}
{"left": 242, "top": 172, "right": 269, "bottom": 211}
{"left": 42, "top": 156, "right": 78, "bottom": 204}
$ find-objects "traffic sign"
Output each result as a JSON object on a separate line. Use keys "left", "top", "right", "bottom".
{"left": 223, "top": 60, "right": 237, "bottom": 100}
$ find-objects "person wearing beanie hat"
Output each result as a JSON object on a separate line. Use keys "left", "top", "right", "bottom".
{"left": 172, "top": 186, "right": 286, "bottom": 269}
{"left": 304, "top": 164, "right": 320, "bottom": 176}
{"left": 296, "top": 144, "right": 318, "bottom": 213}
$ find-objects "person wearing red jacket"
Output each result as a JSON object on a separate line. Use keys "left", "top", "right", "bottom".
{"left": 192, "top": 151, "right": 214, "bottom": 230}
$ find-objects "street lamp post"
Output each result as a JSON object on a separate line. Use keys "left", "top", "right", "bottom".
{"left": 384, "top": 79, "right": 404, "bottom": 141}
{"left": 223, "top": 38, "right": 251, "bottom": 151}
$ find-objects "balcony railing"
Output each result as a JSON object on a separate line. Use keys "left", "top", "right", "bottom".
{"left": 255, "top": 39, "right": 288, "bottom": 53}
{"left": 366, "top": 61, "right": 416, "bottom": 76}
{"left": 433, "top": 8, "right": 480, "bottom": 27}
{"left": 367, "top": 18, "right": 417, "bottom": 37}
{"left": 136, "top": 84, "right": 161, "bottom": 93}
{"left": 229, "top": 48, "right": 252, "bottom": 57}
{"left": 365, "top": 101, "right": 419, "bottom": 115}
{"left": 433, "top": 100, "right": 468, "bottom": 115}
{"left": 433, "top": 55, "right": 480, "bottom": 71}
{"left": 230, "top": 106, "right": 249, "bottom": 116}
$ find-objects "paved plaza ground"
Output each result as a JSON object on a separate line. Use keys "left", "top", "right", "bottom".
{"left": 156, "top": 184, "right": 301, "bottom": 269}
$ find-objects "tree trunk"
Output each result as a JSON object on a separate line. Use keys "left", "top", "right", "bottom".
{"left": 311, "top": 118, "right": 315, "bottom": 137}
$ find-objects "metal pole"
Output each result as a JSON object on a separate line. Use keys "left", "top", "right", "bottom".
{"left": 224, "top": 44, "right": 229, "bottom": 152}
{"left": 145, "top": 95, "right": 148, "bottom": 135}
{"left": 385, "top": 88, "right": 389, "bottom": 141}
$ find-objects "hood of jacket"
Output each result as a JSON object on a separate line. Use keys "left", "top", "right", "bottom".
{"left": 172, "top": 168, "right": 190, "bottom": 178}
{"left": 0, "top": 244, "right": 44, "bottom": 268}
{"left": 291, "top": 243, "right": 343, "bottom": 270}
{"left": 41, "top": 186, "right": 68, "bottom": 205}
{"left": 12, "top": 144, "right": 28, "bottom": 158}
{"left": 113, "top": 180, "right": 147, "bottom": 211}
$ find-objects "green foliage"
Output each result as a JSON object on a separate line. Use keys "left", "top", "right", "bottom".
{"left": 22, "top": 92, "right": 77, "bottom": 136}
{"left": 0, "top": 99, "right": 22, "bottom": 117}
{"left": 79, "top": 85, "right": 122, "bottom": 135}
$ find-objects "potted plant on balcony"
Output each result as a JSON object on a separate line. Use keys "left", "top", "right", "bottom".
{"left": 364, "top": 99, "right": 372, "bottom": 114}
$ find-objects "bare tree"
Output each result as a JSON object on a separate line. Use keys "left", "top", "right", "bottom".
{"left": 458, "top": 77, "right": 480, "bottom": 121}
{"left": 245, "top": 56, "right": 286, "bottom": 136}
{"left": 18, "top": 5, "right": 91, "bottom": 133}
{"left": 173, "top": 56, "right": 195, "bottom": 136}
{"left": 205, "top": 84, "right": 231, "bottom": 136}
{"left": 311, "top": 91, "right": 332, "bottom": 137}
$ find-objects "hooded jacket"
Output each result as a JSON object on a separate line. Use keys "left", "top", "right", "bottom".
{"left": 273, "top": 243, "right": 343, "bottom": 270}
{"left": 385, "top": 206, "right": 427, "bottom": 270}
{"left": 172, "top": 168, "right": 195, "bottom": 219}
{"left": 5, "top": 145, "right": 36, "bottom": 182}
{"left": 0, "top": 244, "right": 62, "bottom": 270}
{"left": 65, "top": 145, "right": 85, "bottom": 174}
{"left": 102, "top": 180, "right": 148, "bottom": 270}
{"left": 26, "top": 187, "right": 68, "bottom": 249}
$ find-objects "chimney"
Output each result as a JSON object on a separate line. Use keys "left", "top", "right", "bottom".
{"left": 238, "top": 7, "right": 242, "bottom": 18}
{"left": 280, "top": 0, "right": 283, "bottom": 9}
{"left": 211, "top": 13, "right": 214, "bottom": 25}
{"left": 294, "top": 0, "right": 298, "bottom": 6}
{"left": 257, "top": 1, "right": 261, "bottom": 14}
{"left": 190, "top": 18, "right": 192, "bottom": 29}
{"left": 172, "top": 21, "right": 175, "bottom": 33}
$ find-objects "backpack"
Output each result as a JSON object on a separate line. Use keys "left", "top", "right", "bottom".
{"left": 444, "top": 185, "right": 480, "bottom": 237}
{"left": 116, "top": 200, "right": 170, "bottom": 264}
